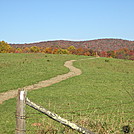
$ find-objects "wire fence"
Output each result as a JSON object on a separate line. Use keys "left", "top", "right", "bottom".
{"left": 24, "top": 99, "right": 134, "bottom": 134}
{"left": 1, "top": 90, "right": 133, "bottom": 134}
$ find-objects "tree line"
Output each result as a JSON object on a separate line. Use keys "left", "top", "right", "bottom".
{"left": 0, "top": 41, "right": 134, "bottom": 60}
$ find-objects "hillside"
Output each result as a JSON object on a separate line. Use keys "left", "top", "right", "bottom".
{"left": 0, "top": 54, "right": 134, "bottom": 133}
{"left": 10, "top": 38, "right": 134, "bottom": 51}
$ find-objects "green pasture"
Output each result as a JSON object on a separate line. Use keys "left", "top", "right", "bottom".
{"left": 0, "top": 53, "right": 134, "bottom": 134}
{"left": 0, "top": 53, "right": 86, "bottom": 93}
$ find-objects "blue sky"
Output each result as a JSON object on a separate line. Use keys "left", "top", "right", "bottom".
{"left": 0, "top": 0, "right": 134, "bottom": 43}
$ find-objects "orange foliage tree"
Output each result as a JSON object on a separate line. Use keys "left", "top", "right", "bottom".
{"left": 0, "top": 41, "right": 12, "bottom": 53}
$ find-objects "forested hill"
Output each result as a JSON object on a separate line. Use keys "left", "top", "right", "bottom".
{"left": 10, "top": 39, "right": 134, "bottom": 51}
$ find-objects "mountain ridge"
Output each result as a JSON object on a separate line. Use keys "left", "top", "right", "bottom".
{"left": 10, "top": 38, "right": 134, "bottom": 51}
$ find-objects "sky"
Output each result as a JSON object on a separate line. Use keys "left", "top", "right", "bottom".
{"left": 0, "top": 0, "right": 134, "bottom": 43}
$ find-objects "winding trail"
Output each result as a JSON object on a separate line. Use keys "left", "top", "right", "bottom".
{"left": 0, "top": 60, "right": 82, "bottom": 104}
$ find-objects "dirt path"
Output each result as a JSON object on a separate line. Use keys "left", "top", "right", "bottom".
{"left": 0, "top": 60, "right": 82, "bottom": 104}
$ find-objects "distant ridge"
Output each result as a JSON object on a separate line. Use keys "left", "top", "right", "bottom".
{"left": 10, "top": 38, "right": 134, "bottom": 51}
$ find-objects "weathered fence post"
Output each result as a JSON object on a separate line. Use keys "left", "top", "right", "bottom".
{"left": 16, "top": 89, "right": 26, "bottom": 134}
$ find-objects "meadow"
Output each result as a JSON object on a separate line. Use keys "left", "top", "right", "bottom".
{"left": 0, "top": 53, "right": 134, "bottom": 134}
{"left": 0, "top": 53, "right": 86, "bottom": 93}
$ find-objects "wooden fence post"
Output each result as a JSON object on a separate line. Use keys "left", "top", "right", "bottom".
{"left": 16, "top": 89, "right": 26, "bottom": 134}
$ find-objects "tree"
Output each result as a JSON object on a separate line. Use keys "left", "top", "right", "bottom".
{"left": 67, "top": 46, "right": 76, "bottom": 50}
{"left": 30, "top": 46, "right": 40, "bottom": 53}
{"left": 107, "top": 51, "right": 116, "bottom": 58}
{"left": 115, "top": 48, "right": 128, "bottom": 59}
{"left": 56, "top": 49, "right": 69, "bottom": 54}
{"left": 0, "top": 41, "right": 11, "bottom": 53}
{"left": 67, "top": 46, "right": 76, "bottom": 54}
{"left": 44, "top": 47, "right": 53, "bottom": 54}
{"left": 23, "top": 47, "right": 30, "bottom": 53}
{"left": 15, "top": 48, "right": 22, "bottom": 53}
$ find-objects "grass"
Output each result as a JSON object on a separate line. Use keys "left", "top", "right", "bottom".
{"left": 0, "top": 54, "right": 134, "bottom": 133}
{"left": 0, "top": 53, "right": 87, "bottom": 93}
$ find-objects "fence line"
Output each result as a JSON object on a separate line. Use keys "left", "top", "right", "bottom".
{"left": 26, "top": 98, "right": 95, "bottom": 134}
{"left": 15, "top": 89, "right": 134, "bottom": 134}
{"left": 16, "top": 89, "right": 95, "bottom": 134}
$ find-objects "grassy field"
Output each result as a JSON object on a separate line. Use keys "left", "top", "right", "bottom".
{"left": 0, "top": 53, "right": 87, "bottom": 93}
{"left": 0, "top": 53, "right": 134, "bottom": 134}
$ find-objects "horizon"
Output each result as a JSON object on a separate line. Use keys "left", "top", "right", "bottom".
{"left": 1, "top": 0, "right": 134, "bottom": 43}
{"left": 8, "top": 38, "right": 134, "bottom": 44}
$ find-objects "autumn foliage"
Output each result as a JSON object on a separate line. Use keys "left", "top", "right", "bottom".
{"left": 0, "top": 41, "right": 11, "bottom": 53}
{"left": 0, "top": 40, "right": 134, "bottom": 60}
